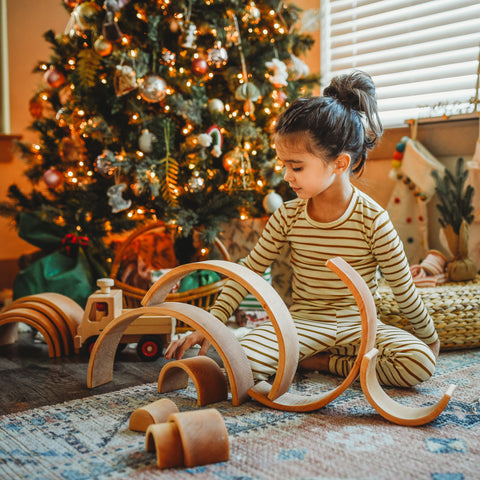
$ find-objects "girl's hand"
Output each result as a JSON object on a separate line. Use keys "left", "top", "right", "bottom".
{"left": 164, "top": 331, "right": 211, "bottom": 360}
{"left": 427, "top": 338, "right": 440, "bottom": 359}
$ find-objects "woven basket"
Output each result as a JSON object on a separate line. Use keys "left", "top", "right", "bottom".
{"left": 376, "top": 277, "right": 480, "bottom": 350}
{"left": 110, "top": 221, "right": 231, "bottom": 330}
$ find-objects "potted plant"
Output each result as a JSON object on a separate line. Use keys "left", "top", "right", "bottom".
{"left": 432, "top": 157, "right": 477, "bottom": 281}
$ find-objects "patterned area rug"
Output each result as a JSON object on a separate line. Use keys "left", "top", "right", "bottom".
{"left": 1, "top": 349, "right": 479, "bottom": 480}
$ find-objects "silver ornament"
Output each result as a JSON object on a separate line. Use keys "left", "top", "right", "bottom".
{"left": 95, "top": 150, "right": 116, "bottom": 176}
{"left": 263, "top": 190, "right": 283, "bottom": 213}
{"left": 187, "top": 171, "right": 205, "bottom": 193}
{"left": 208, "top": 98, "right": 225, "bottom": 114}
{"left": 207, "top": 42, "right": 228, "bottom": 68}
{"left": 107, "top": 183, "right": 131, "bottom": 213}
{"left": 139, "top": 74, "right": 167, "bottom": 103}
{"left": 139, "top": 129, "right": 156, "bottom": 153}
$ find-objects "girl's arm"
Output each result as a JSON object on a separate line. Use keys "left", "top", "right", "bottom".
{"left": 371, "top": 212, "right": 439, "bottom": 346}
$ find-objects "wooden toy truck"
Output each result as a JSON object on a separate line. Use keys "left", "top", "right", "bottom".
{"left": 74, "top": 278, "right": 175, "bottom": 361}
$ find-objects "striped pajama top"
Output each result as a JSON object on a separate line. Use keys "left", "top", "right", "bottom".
{"left": 210, "top": 187, "right": 438, "bottom": 344}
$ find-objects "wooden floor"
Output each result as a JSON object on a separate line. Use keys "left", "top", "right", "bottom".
{"left": 0, "top": 331, "right": 196, "bottom": 416}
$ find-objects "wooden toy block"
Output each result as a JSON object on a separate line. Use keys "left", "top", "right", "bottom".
{"left": 158, "top": 356, "right": 228, "bottom": 406}
{"left": 146, "top": 409, "right": 229, "bottom": 469}
{"left": 247, "top": 256, "right": 378, "bottom": 411}
{"left": 129, "top": 398, "right": 179, "bottom": 432}
{"left": 360, "top": 348, "right": 456, "bottom": 426}
{"left": 143, "top": 260, "right": 298, "bottom": 401}
{"left": 145, "top": 422, "right": 184, "bottom": 469}
{"left": 87, "top": 303, "right": 253, "bottom": 406}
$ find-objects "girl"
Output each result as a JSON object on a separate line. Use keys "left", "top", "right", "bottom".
{"left": 165, "top": 70, "right": 440, "bottom": 388}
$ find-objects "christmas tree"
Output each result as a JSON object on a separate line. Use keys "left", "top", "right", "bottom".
{"left": 0, "top": 0, "right": 319, "bottom": 302}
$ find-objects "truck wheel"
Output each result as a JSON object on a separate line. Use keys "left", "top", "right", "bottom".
{"left": 83, "top": 336, "right": 99, "bottom": 355}
{"left": 137, "top": 335, "right": 163, "bottom": 361}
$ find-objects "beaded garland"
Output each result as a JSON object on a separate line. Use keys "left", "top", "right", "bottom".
{"left": 389, "top": 136, "right": 428, "bottom": 202}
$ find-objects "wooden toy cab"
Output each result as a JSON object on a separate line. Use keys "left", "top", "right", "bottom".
{"left": 74, "top": 278, "right": 175, "bottom": 361}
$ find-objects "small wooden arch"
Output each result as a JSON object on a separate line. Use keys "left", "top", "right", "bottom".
{"left": 0, "top": 308, "right": 61, "bottom": 357}
{"left": 360, "top": 348, "right": 456, "bottom": 426}
{"left": 143, "top": 260, "right": 299, "bottom": 401}
{"left": 158, "top": 356, "right": 228, "bottom": 406}
{"left": 247, "top": 256, "right": 378, "bottom": 411}
{"left": 87, "top": 303, "right": 254, "bottom": 405}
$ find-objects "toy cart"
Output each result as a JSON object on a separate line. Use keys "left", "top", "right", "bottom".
{"left": 75, "top": 278, "right": 175, "bottom": 361}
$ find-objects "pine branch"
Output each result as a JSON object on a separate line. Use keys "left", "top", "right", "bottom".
{"left": 75, "top": 49, "right": 101, "bottom": 89}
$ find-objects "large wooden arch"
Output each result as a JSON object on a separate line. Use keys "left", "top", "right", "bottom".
{"left": 87, "top": 303, "right": 254, "bottom": 405}
{"left": 360, "top": 348, "right": 456, "bottom": 425}
{"left": 143, "top": 260, "right": 299, "bottom": 401}
{"left": 247, "top": 256, "right": 378, "bottom": 411}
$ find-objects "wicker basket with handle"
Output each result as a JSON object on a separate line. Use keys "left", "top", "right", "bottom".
{"left": 109, "top": 222, "right": 231, "bottom": 328}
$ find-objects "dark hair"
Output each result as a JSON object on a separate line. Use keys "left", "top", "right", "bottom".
{"left": 274, "top": 70, "right": 383, "bottom": 176}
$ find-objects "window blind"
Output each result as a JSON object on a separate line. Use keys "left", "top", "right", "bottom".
{"left": 320, "top": 0, "right": 480, "bottom": 128}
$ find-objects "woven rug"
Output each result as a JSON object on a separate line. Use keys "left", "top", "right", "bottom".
{"left": 1, "top": 350, "right": 479, "bottom": 480}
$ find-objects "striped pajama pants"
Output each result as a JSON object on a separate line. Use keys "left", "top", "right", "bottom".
{"left": 239, "top": 310, "right": 437, "bottom": 388}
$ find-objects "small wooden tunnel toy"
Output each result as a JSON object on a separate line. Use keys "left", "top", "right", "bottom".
{"left": 129, "top": 398, "right": 179, "bottom": 432}
{"left": 145, "top": 408, "right": 229, "bottom": 469}
{"left": 158, "top": 356, "right": 228, "bottom": 406}
{"left": 0, "top": 293, "right": 83, "bottom": 357}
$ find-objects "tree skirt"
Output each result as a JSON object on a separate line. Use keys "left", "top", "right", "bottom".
{"left": 1, "top": 349, "right": 479, "bottom": 479}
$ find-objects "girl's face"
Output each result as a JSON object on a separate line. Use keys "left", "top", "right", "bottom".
{"left": 275, "top": 135, "right": 338, "bottom": 200}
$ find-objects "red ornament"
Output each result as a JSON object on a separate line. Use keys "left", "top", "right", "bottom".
{"left": 29, "top": 97, "right": 43, "bottom": 119}
{"left": 192, "top": 58, "right": 208, "bottom": 76}
{"left": 393, "top": 150, "right": 403, "bottom": 160}
{"left": 44, "top": 67, "right": 66, "bottom": 88}
{"left": 43, "top": 167, "right": 64, "bottom": 189}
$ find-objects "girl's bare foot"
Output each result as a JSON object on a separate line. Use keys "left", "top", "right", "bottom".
{"left": 299, "top": 352, "right": 330, "bottom": 372}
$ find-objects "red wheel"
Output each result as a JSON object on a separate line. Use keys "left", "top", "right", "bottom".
{"left": 137, "top": 335, "right": 163, "bottom": 361}
{"left": 82, "top": 336, "right": 98, "bottom": 356}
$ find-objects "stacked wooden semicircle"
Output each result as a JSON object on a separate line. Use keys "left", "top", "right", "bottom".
{"left": 0, "top": 293, "right": 84, "bottom": 357}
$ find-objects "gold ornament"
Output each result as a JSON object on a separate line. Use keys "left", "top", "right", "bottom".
{"left": 94, "top": 36, "right": 113, "bottom": 56}
{"left": 224, "top": 147, "right": 256, "bottom": 191}
{"left": 74, "top": 2, "right": 101, "bottom": 30}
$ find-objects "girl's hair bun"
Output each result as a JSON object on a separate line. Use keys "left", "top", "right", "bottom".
{"left": 323, "top": 70, "right": 376, "bottom": 113}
